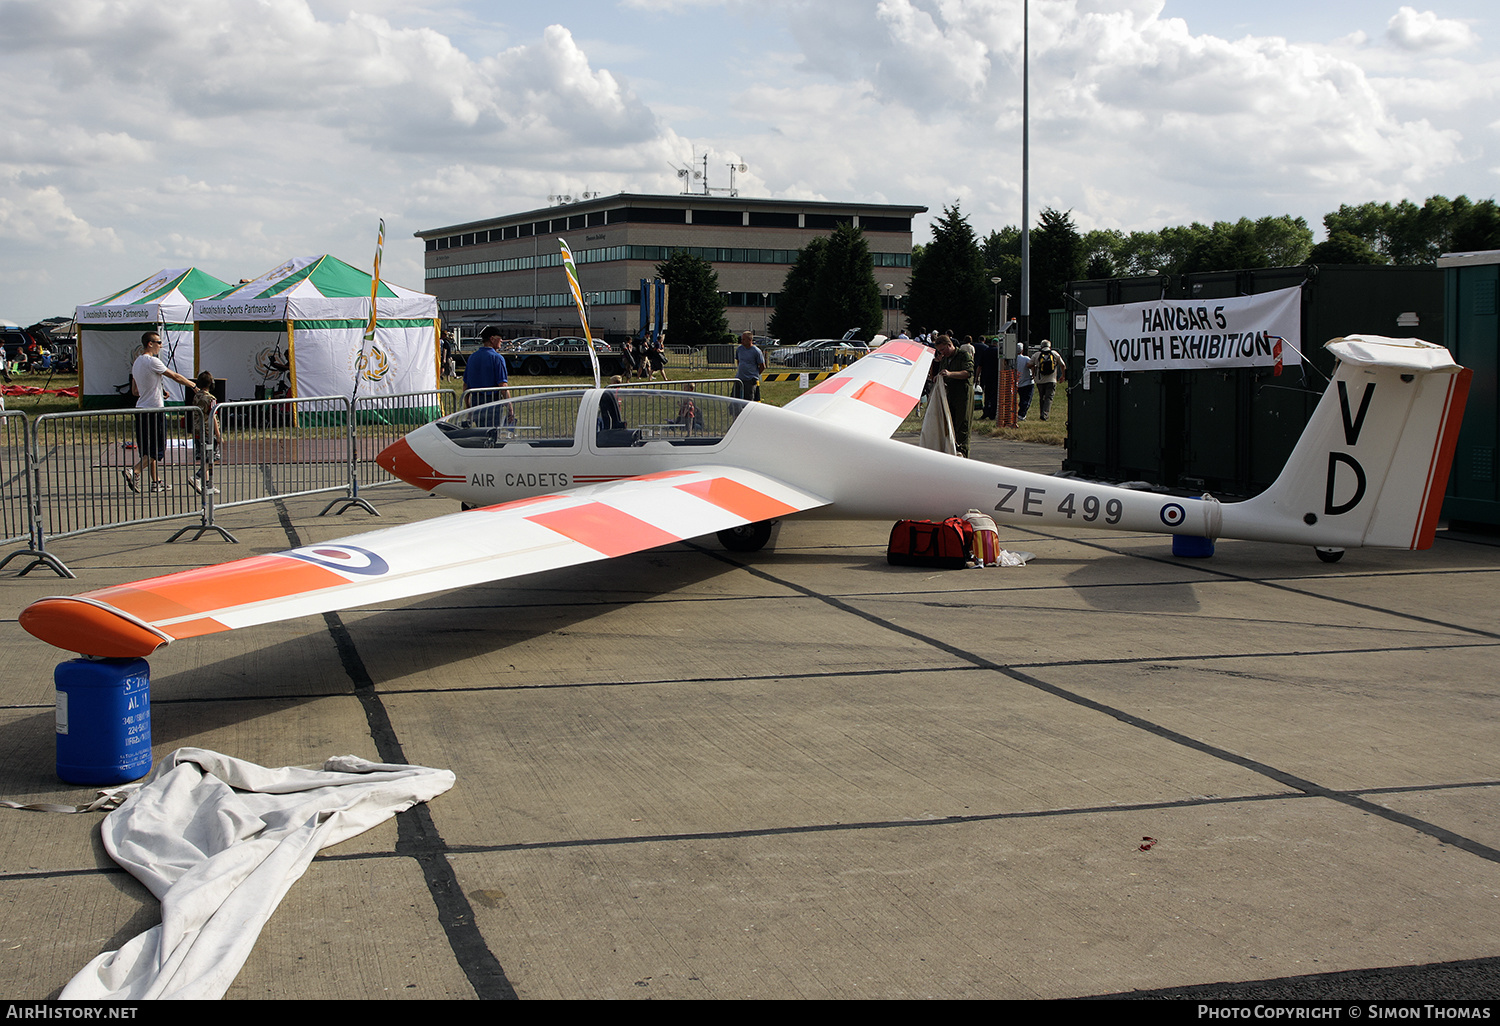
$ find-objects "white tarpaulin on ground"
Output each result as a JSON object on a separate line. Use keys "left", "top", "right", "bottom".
{"left": 60, "top": 748, "right": 454, "bottom": 1001}
{"left": 193, "top": 255, "right": 438, "bottom": 402}
{"left": 75, "top": 268, "right": 233, "bottom": 407}
{"left": 1084, "top": 286, "right": 1302, "bottom": 375}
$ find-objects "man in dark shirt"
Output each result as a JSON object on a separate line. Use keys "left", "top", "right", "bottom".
{"left": 463, "top": 327, "right": 509, "bottom": 406}
{"left": 932, "top": 334, "right": 974, "bottom": 458}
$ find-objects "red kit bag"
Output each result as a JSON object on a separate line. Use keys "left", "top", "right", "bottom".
{"left": 887, "top": 517, "right": 974, "bottom": 570}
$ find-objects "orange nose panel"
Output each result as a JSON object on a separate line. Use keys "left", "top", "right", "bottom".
{"left": 376, "top": 436, "right": 463, "bottom": 491}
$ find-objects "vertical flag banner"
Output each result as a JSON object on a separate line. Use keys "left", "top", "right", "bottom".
{"left": 559, "top": 239, "right": 601, "bottom": 388}
{"left": 656, "top": 279, "right": 669, "bottom": 341}
{"left": 364, "top": 218, "right": 385, "bottom": 344}
{"left": 640, "top": 277, "right": 654, "bottom": 343}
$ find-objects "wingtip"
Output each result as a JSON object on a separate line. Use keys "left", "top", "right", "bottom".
{"left": 20, "top": 597, "right": 170, "bottom": 658}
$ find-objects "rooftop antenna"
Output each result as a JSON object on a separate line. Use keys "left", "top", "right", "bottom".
{"left": 671, "top": 155, "right": 749, "bottom": 196}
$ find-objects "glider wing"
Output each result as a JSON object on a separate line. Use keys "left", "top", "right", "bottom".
{"left": 20, "top": 466, "right": 829, "bottom": 658}
{"left": 781, "top": 339, "right": 933, "bottom": 437}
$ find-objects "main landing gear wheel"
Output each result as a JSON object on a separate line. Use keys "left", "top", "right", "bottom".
{"left": 718, "top": 520, "right": 774, "bottom": 552}
{"left": 1314, "top": 546, "right": 1345, "bottom": 563}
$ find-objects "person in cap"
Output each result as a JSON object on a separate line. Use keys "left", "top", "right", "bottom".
{"left": 463, "top": 326, "right": 509, "bottom": 406}
{"left": 1033, "top": 339, "right": 1063, "bottom": 421}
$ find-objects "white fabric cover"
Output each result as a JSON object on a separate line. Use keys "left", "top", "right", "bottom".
{"left": 61, "top": 748, "right": 455, "bottom": 1001}
{"left": 919, "top": 379, "right": 958, "bottom": 455}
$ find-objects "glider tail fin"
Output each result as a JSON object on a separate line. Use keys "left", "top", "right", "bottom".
{"left": 1225, "top": 336, "right": 1470, "bottom": 550}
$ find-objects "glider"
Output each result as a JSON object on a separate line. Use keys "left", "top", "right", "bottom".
{"left": 19, "top": 335, "right": 1470, "bottom": 659}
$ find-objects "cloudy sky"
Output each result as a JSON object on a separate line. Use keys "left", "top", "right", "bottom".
{"left": 1, "top": 0, "right": 1495, "bottom": 324}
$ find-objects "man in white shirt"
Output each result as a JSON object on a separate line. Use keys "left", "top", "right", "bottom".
{"left": 124, "top": 332, "right": 198, "bottom": 493}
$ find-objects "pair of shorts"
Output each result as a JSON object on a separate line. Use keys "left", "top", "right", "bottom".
{"left": 134, "top": 410, "right": 167, "bottom": 461}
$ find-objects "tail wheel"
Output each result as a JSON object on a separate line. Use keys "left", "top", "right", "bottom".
{"left": 718, "top": 520, "right": 775, "bottom": 552}
{"left": 1314, "top": 546, "right": 1345, "bottom": 563}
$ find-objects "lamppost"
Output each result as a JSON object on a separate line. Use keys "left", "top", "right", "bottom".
{"left": 991, "top": 277, "right": 1003, "bottom": 334}
{"left": 883, "top": 283, "right": 894, "bottom": 336}
{"left": 761, "top": 292, "right": 770, "bottom": 334}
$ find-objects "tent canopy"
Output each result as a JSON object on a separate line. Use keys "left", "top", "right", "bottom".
{"left": 195, "top": 254, "right": 434, "bottom": 321}
{"left": 77, "top": 267, "right": 233, "bottom": 327}
{"left": 193, "top": 255, "right": 438, "bottom": 403}
{"left": 75, "top": 267, "right": 233, "bottom": 407}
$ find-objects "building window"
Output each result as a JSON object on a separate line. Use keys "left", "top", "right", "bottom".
{"left": 749, "top": 211, "right": 799, "bottom": 229}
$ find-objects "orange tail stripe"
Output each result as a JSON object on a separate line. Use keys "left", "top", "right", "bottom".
{"left": 527, "top": 502, "right": 681, "bottom": 558}
{"left": 1412, "top": 367, "right": 1472, "bottom": 550}
{"left": 85, "top": 555, "right": 349, "bottom": 623}
{"left": 676, "top": 478, "right": 798, "bottom": 522}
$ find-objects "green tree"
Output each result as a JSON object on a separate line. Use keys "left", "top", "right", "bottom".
{"left": 1323, "top": 195, "right": 1500, "bottom": 263}
{"left": 767, "top": 237, "right": 827, "bottom": 342}
{"left": 1178, "top": 216, "right": 1311, "bottom": 273}
{"left": 655, "top": 251, "right": 729, "bottom": 346}
{"left": 808, "top": 225, "right": 883, "bottom": 341}
{"left": 906, "top": 203, "right": 988, "bottom": 337}
{"left": 1081, "top": 229, "right": 1126, "bottom": 279}
{"left": 1029, "top": 207, "right": 1086, "bottom": 326}
{"left": 1307, "top": 230, "right": 1389, "bottom": 265}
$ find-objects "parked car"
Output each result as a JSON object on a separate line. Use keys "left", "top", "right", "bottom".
{"left": 552, "top": 336, "right": 612, "bottom": 353}
{"left": 770, "top": 335, "right": 870, "bottom": 369}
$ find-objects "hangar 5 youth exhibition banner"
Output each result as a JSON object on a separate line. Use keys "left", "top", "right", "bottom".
{"left": 1083, "top": 286, "right": 1301, "bottom": 375}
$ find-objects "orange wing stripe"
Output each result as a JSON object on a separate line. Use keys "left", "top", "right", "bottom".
{"left": 878, "top": 340, "right": 928, "bottom": 361}
{"left": 676, "top": 478, "right": 798, "bottom": 522}
{"left": 852, "top": 380, "right": 917, "bottom": 417}
{"left": 803, "top": 376, "right": 847, "bottom": 397}
{"left": 527, "top": 502, "right": 681, "bottom": 558}
{"left": 87, "top": 555, "right": 348, "bottom": 623}
{"left": 162, "top": 617, "right": 233, "bottom": 641}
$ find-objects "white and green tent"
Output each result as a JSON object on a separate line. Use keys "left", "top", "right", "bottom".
{"left": 192, "top": 255, "right": 438, "bottom": 411}
{"left": 75, "top": 267, "right": 233, "bottom": 409}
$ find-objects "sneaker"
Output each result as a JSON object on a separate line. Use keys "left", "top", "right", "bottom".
{"left": 121, "top": 469, "right": 138, "bottom": 492}
{"left": 186, "top": 475, "right": 202, "bottom": 495}
{"left": 149, "top": 480, "right": 170, "bottom": 493}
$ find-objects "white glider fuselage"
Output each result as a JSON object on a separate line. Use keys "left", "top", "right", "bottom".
{"left": 389, "top": 335, "right": 1468, "bottom": 555}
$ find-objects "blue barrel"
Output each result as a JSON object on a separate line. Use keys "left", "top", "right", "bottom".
{"left": 1172, "top": 534, "right": 1216, "bottom": 558}
{"left": 55, "top": 657, "right": 152, "bottom": 785}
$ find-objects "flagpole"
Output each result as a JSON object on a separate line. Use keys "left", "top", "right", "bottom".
{"left": 1019, "top": 0, "right": 1030, "bottom": 351}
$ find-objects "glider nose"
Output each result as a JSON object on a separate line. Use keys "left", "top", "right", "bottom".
{"left": 376, "top": 434, "right": 438, "bottom": 489}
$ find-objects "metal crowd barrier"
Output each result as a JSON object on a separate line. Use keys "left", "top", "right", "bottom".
{"left": 0, "top": 410, "right": 65, "bottom": 577}
{"left": 462, "top": 378, "right": 738, "bottom": 407}
{"left": 619, "top": 377, "right": 738, "bottom": 398}
{"left": 347, "top": 389, "right": 458, "bottom": 505}
{"left": 211, "top": 395, "right": 356, "bottom": 518}
{"left": 20, "top": 406, "right": 217, "bottom": 575}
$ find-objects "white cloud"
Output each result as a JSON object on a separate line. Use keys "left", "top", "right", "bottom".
{"left": 707, "top": 0, "right": 1476, "bottom": 236}
{"left": 1385, "top": 7, "right": 1478, "bottom": 53}
{"left": 0, "top": 182, "right": 121, "bottom": 250}
{"left": 0, "top": 0, "right": 1495, "bottom": 322}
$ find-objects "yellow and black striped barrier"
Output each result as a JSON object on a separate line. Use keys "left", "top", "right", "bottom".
{"left": 760, "top": 369, "right": 846, "bottom": 384}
